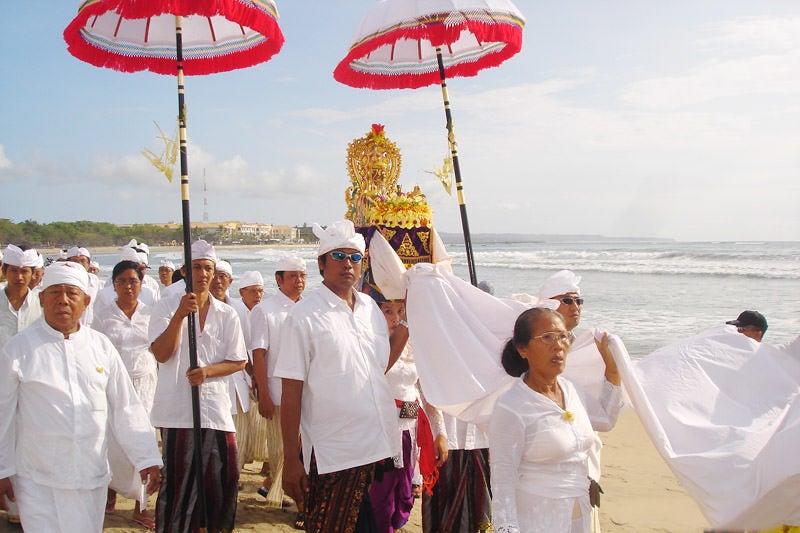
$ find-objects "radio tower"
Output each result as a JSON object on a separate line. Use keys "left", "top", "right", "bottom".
{"left": 203, "top": 169, "right": 209, "bottom": 223}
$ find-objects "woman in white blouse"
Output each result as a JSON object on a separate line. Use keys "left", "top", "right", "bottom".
{"left": 92, "top": 259, "right": 158, "bottom": 529}
{"left": 490, "top": 307, "right": 622, "bottom": 533}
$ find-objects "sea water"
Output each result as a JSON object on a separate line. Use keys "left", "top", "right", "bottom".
{"left": 92, "top": 237, "right": 799, "bottom": 358}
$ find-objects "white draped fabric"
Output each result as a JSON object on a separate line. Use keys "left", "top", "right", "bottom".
{"left": 368, "top": 232, "right": 800, "bottom": 529}
{"left": 615, "top": 326, "right": 800, "bottom": 528}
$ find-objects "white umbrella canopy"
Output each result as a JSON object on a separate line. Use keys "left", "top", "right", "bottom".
{"left": 335, "top": 0, "right": 525, "bottom": 285}
{"left": 64, "top": 0, "right": 284, "bottom": 75}
{"left": 335, "top": 0, "right": 525, "bottom": 89}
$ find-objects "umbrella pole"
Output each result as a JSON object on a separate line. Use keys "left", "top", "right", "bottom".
{"left": 175, "top": 16, "right": 208, "bottom": 533}
{"left": 435, "top": 47, "right": 478, "bottom": 286}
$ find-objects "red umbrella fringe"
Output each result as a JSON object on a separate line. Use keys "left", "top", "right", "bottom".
{"left": 334, "top": 19, "right": 522, "bottom": 90}
{"left": 64, "top": 0, "right": 284, "bottom": 76}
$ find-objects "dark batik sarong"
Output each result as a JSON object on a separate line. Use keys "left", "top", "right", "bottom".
{"left": 422, "top": 448, "right": 492, "bottom": 533}
{"left": 156, "top": 428, "right": 239, "bottom": 533}
{"left": 306, "top": 451, "right": 379, "bottom": 533}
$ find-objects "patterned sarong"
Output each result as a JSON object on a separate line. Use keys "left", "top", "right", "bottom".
{"left": 156, "top": 428, "right": 239, "bottom": 533}
{"left": 422, "top": 448, "right": 492, "bottom": 533}
{"left": 306, "top": 451, "right": 379, "bottom": 533}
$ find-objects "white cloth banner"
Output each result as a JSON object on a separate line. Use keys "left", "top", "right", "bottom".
{"left": 616, "top": 326, "right": 800, "bottom": 528}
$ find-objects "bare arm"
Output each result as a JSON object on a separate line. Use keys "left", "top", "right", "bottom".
{"left": 252, "top": 348, "right": 275, "bottom": 419}
{"left": 150, "top": 293, "right": 196, "bottom": 364}
{"left": 186, "top": 359, "right": 246, "bottom": 387}
{"left": 386, "top": 323, "right": 409, "bottom": 373}
{"left": 280, "top": 378, "right": 307, "bottom": 504}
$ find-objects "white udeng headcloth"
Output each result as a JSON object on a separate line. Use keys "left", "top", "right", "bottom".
{"left": 3, "top": 244, "right": 40, "bottom": 268}
{"left": 160, "top": 260, "right": 176, "bottom": 270}
{"left": 191, "top": 240, "right": 217, "bottom": 264}
{"left": 238, "top": 271, "right": 264, "bottom": 288}
{"left": 216, "top": 260, "right": 233, "bottom": 278}
{"left": 275, "top": 254, "right": 306, "bottom": 273}
{"left": 66, "top": 246, "right": 91, "bottom": 259}
{"left": 538, "top": 269, "right": 582, "bottom": 300}
{"left": 313, "top": 220, "right": 366, "bottom": 256}
{"left": 41, "top": 261, "right": 89, "bottom": 293}
{"left": 119, "top": 247, "right": 140, "bottom": 263}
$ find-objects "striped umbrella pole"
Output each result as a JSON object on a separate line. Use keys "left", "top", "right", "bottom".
{"left": 175, "top": 15, "right": 208, "bottom": 532}
{"left": 436, "top": 47, "right": 478, "bottom": 286}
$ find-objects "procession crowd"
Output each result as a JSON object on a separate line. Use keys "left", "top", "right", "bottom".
{"left": 0, "top": 219, "right": 784, "bottom": 533}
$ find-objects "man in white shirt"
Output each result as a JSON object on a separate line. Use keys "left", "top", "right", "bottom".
{"left": 251, "top": 255, "right": 306, "bottom": 513}
{"left": 228, "top": 270, "right": 264, "bottom": 471}
{"left": 149, "top": 240, "right": 247, "bottom": 532}
{"left": 276, "top": 220, "right": 402, "bottom": 531}
{"left": 0, "top": 245, "right": 42, "bottom": 348}
{"left": 0, "top": 261, "right": 162, "bottom": 532}
{"left": 0, "top": 244, "right": 44, "bottom": 525}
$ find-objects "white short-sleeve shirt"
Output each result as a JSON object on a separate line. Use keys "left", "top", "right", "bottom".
{"left": 148, "top": 293, "right": 247, "bottom": 432}
{"left": 250, "top": 290, "right": 297, "bottom": 405}
{"left": 274, "top": 285, "right": 400, "bottom": 474}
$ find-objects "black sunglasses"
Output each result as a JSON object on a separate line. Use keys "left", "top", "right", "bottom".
{"left": 330, "top": 251, "right": 363, "bottom": 263}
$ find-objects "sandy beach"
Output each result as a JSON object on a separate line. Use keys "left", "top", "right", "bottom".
{"left": 0, "top": 409, "right": 709, "bottom": 532}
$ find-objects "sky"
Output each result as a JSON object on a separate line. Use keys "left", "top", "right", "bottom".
{"left": 1, "top": 1, "right": 799, "bottom": 242}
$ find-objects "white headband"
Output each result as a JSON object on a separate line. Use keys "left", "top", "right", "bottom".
{"left": 238, "top": 270, "right": 264, "bottom": 288}
{"left": 216, "top": 260, "right": 233, "bottom": 278}
{"left": 538, "top": 270, "right": 582, "bottom": 300}
{"left": 41, "top": 261, "right": 89, "bottom": 293}
{"left": 314, "top": 220, "right": 366, "bottom": 257}
{"left": 276, "top": 254, "right": 306, "bottom": 273}
{"left": 66, "top": 246, "right": 91, "bottom": 259}
{"left": 3, "top": 244, "right": 40, "bottom": 268}
{"left": 191, "top": 240, "right": 217, "bottom": 264}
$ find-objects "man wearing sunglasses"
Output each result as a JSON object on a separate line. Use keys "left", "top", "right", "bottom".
{"left": 538, "top": 269, "right": 585, "bottom": 332}
{"left": 276, "top": 220, "right": 403, "bottom": 532}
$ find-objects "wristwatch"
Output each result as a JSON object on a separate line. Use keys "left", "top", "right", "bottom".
{"left": 398, "top": 319, "right": 409, "bottom": 328}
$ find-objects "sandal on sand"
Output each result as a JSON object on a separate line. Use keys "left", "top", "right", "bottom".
{"left": 294, "top": 512, "right": 306, "bottom": 530}
{"left": 131, "top": 514, "right": 156, "bottom": 531}
{"left": 411, "top": 484, "right": 422, "bottom": 499}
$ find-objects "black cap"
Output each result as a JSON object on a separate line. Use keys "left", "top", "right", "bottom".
{"left": 726, "top": 310, "right": 768, "bottom": 332}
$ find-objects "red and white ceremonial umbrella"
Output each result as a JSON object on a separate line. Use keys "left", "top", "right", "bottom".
{"left": 334, "top": 0, "right": 525, "bottom": 286}
{"left": 64, "top": 2, "right": 284, "bottom": 529}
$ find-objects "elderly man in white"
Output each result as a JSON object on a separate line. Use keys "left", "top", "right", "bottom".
{"left": 0, "top": 261, "right": 162, "bottom": 532}
{"left": 250, "top": 255, "right": 307, "bottom": 515}
{"left": 277, "top": 220, "right": 405, "bottom": 531}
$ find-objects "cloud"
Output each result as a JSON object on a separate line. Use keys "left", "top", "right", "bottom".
{"left": 0, "top": 145, "right": 11, "bottom": 169}
{"left": 621, "top": 16, "right": 800, "bottom": 110}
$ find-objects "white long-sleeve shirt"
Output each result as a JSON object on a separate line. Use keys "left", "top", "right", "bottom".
{"left": 0, "top": 320, "right": 162, "bottom": 489}
{"left": 489, "top": 376, "right": 622, "bottom": 533}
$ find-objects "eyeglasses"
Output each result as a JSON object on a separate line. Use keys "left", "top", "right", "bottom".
{"left": 114, "top": 279, "right": 141, "bottom": 287}
{"left": 558, "top": 297, "right": 584, "bottom": 306}
{"left": 532, "top": 332, "right": 573, "bottom": 345}
{"left": 329, "top": 251, "right": 363, "bottom": 263}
